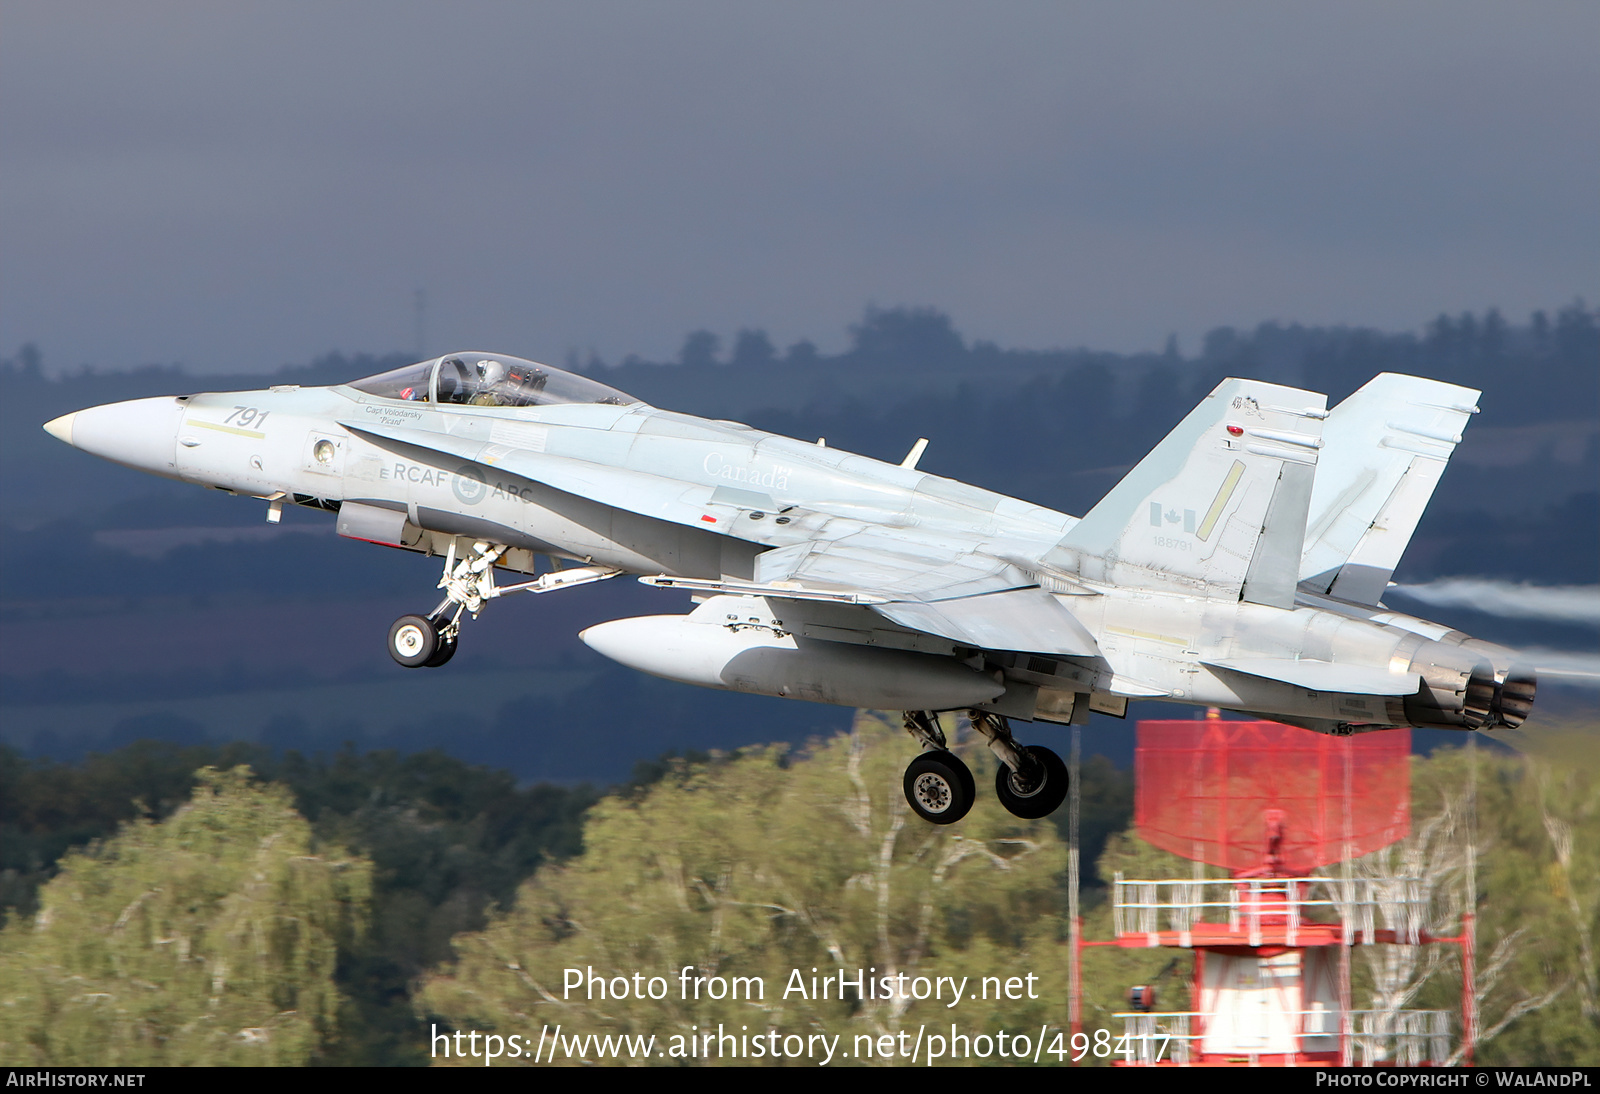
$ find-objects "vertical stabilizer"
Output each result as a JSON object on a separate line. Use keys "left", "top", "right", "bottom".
{"left": 1299, "top": 374, "right": 1479, "bottom": 604}
{"left": 1048, "top": 378, "right": 1326, "bottom": 604}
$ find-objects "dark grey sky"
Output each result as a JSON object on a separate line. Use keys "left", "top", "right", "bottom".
{"left": 3, "top": 2, "right": 1595, "bottom": 373}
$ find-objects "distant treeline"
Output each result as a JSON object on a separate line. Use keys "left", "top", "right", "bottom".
{"left": 5, "top": 302, "right": 1594, "bottom": 533}
{"left": 6, "top": 301, "right": 1594, "bottom": 422}
{"left": 593, "top": 301, "right": 1598, "bottom": 422}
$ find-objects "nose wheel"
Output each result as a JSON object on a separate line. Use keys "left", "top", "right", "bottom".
{"left": 388, "top": 614, "right": 435, "bottom": 667}
{"left": 388, "top": 612, "right": 459, "bottom": 668}
{"left": 386, "top": 540, "right": 625, "bottom": 670}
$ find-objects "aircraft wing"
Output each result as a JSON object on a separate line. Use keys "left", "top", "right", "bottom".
{"left": 874, "top": 589, "right": 1101, "bottom": 658}
{"left": 754, "top": 530, "right": 1102, "bottom": 658}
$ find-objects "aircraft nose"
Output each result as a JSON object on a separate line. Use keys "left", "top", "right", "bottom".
{"left": 43, "top": 411, "right": 76, "bottom": 445}
{"left": 42, "top": 396, "right": 186, "bottom": 475}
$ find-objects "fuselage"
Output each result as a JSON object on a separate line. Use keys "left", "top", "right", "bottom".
{"left": 44, "top": 358, "right": 1529, "bottom": 735}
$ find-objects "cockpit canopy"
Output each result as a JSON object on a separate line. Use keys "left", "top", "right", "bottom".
{"left": 348, "top": 353, "right": 638, "bottom": 409}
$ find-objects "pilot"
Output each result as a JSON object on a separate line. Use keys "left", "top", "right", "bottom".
{"left": 469, "top": 359, "right": 508, "bottom": 406}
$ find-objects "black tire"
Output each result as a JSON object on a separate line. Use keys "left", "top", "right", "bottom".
{"left": 903, "top": 752, "right": 975, "bottom": 825}
{"left": 994, "top": 744, "right": 1069, "bottom": 819}
{"left": 424, "top": 632, "right": 458, "bottom": 668}
{"left": 953, "top": 751, "right": 976, "bottom": 805}
{"left": 388, "top": 614, "right": 438, "bottom": 668}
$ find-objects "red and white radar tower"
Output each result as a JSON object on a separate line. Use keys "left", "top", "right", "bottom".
{"left": 1085, "top": 714, "right": 1472, "bottom": 1067}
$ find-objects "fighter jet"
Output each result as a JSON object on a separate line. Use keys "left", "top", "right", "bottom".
{"left": 43, "top": 354, "right": 1533, "bottom": 824}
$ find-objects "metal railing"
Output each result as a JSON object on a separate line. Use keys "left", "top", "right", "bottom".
{"left": 1112, "top": 873, "right": 1427, "bottom": 946}
{"left": 1114, "top": 1009, "right": 1450, "bottom": 1066}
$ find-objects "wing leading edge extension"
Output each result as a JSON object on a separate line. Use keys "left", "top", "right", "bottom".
{"left": 341, "top": 418, "right": 767, "bottom": 539}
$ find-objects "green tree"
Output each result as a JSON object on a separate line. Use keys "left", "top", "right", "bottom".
{"left": 419, "top": 714, "right": 1072, "bottom": 1065}
{"left": 678, "top": 330, "right": 721, "bottom": 368}
{"left": 730, "top": 329, "right": 776, "bottom": 368}
{"left": 0, "top": 741, "right": 599, "bottom": 1065}
{"left": 0, "top": 767, "right": 370, "bottom": 1065}
{"left": 1339, "top": 733, "right": 1598, "bottom": 1064}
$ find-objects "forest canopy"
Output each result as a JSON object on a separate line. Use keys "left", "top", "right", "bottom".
{"left": 0, "top": 719, "right": 1594, "bottom": 1065}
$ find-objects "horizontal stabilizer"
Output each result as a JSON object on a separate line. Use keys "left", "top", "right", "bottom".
{"left": 1205, "top": 657, "right": 1422, "bottom": 696}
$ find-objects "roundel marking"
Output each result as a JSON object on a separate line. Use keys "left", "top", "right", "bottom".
{"left": 452, "top": 465, "right": 487, "bottom": 505}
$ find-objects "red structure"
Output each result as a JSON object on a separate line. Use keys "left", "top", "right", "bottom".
{"left": 1136, "top": 717, "right": 1411, "bottom": 876}
{"left": 1076, "top": 714, "right": 1472, "bottom": 1067}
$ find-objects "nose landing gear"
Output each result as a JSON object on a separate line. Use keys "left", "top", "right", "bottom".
{"left": 387, "top": 611, "right": 460, "bottom": 668}
{"left": 386, "top": 539, "right": 621, "bottom": 669}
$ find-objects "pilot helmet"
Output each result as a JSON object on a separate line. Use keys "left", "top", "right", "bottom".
{"left": 475, "top": 359, "right": 507, "bottom": 388}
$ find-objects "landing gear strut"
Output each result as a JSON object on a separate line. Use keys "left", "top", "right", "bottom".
{"left": 970, "top": 710, "right": 1069, "bottom": 819}
{"left": 386, "top": 539, "right": 621, "bottom": 669}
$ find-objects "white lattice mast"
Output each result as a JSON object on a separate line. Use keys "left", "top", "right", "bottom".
{"left": 1340, "top": 733, "right": 1355, "bottom": 1066}
{"left": 1465, "top": 731, "right": 1480, "bottom": 1061}
{"left": 1068, "top": 723, "right": 1082, "bottom": 1043}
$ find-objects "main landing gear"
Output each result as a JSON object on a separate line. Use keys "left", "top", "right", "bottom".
{"left": 386, "top": 539, "right": 620, "bottom": 669}
{"left": 899, "top": 709, "right": 1069, "bottom": 824}
{"left": 902, "top": 711, "right": 977, "bottom": 825}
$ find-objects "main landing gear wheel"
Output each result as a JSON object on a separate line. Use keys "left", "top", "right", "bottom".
{"left": 388, "top": 614, "right": 439, "bottom": 668}
{"left": 903, "top": 752, "right": 975, "bottom": 825}
{"left": 994, "top": 744, "right": 1069, "bottom": 820}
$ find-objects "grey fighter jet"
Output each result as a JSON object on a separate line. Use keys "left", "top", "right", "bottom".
{"left": 43, "top": 353, "right": 1533, "bottom": 824}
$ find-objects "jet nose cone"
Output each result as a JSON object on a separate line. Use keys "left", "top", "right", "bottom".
{"left": 43, "top": 411, "right": 77, "bottom": 445}
{"left": 46, "top": 396, "right": 185, "bottom": 474}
